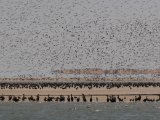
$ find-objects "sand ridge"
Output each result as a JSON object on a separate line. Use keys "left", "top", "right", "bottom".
{"left": 55, "top": 69, "right": 160, "bottom": 75}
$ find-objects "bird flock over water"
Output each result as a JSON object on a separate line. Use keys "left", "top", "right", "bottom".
{"left": 0, "top": 0, "right": 160, "bottom": 77}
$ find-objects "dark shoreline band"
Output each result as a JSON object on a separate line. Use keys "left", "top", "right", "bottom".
{"left": 0, "top": 81, "right": 160, "bottom": 89}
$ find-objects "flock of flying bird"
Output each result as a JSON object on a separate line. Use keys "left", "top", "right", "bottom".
{"left": 1, "top": 0, "right": 160, "bottom": 74}
{"left": 0, "top": 1, "right": 160, "bottom": 104}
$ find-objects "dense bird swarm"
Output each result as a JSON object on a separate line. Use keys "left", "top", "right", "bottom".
{"left": 0, "top": 0, "right": 160, "bottom": 77}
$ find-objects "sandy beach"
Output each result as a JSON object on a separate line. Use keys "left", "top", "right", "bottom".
{"left": 0, "top": 78, "right": 160, "bottom": 102}
{"left": 0, "top": 67, "right": 160, "bottom": 102}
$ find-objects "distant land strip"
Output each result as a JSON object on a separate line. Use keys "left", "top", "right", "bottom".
{"left": 54, "top": 69, "right": 160, "bottom": 75}
{"left": 0, "top": 77, "right": 160, "bottom": 82}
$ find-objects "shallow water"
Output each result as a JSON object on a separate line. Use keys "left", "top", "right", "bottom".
{"left": 0, "top": 102, "right": 160, "bottom": 120}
